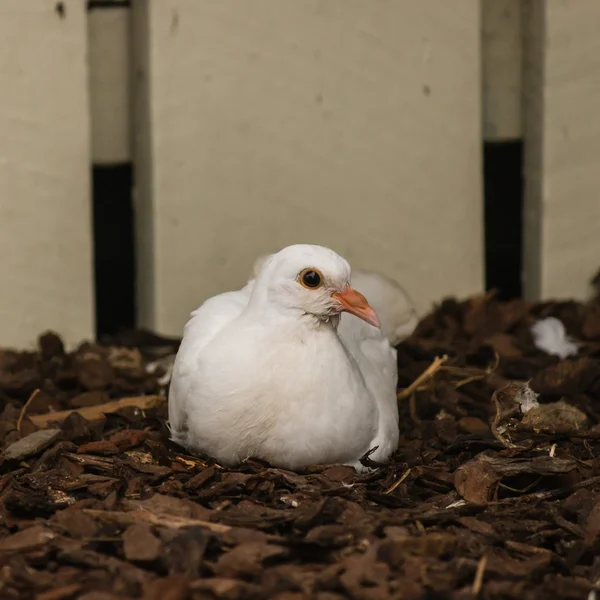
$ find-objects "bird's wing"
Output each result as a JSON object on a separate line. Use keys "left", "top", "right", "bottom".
{"left": 337, "top": 313, "right": 400, "bottom": 459}
{"left": 182, "top": 282, "right": 254, "bottom": 355}
{"left": 168, "top": 281, "right": 254, "bottom": 434}
{"left": 336, "top": 269, "right": 412, "bottom": 457}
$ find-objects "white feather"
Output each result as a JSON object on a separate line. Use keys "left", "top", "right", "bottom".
{"left": 168, "top": 244, "right": 406, "bottom": 472}
{"left": 531, "top": 317, "right": 578, "bottom": 359}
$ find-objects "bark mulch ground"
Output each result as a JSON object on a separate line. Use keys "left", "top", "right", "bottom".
{"left": 2, "top": 283, "right": 600, "bottom": 599}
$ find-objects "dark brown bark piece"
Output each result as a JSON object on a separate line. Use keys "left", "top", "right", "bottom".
{"left": 122, "top": 523, "right": 162, "bottom": 562}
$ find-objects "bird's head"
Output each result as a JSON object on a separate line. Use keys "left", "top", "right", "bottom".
{"left": 253, "top": 244, "right": 380, "bottom": 328}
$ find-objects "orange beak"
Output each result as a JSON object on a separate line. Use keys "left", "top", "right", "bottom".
{"left": 332, "top": 286, "right": 381, "bottom": 328}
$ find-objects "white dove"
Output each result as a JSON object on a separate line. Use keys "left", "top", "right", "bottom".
{"left": 168, "top": 244, "right": 417, "bottom": 472}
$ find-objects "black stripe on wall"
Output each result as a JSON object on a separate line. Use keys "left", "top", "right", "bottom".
{"left": 87, "top": 1, "right": 131, "bottom": 10}
{"left": 92, "top": 164, "right": 136, "bottom": 337}
{"left": 483, "top": 141, "right": 524, "bottom": 300}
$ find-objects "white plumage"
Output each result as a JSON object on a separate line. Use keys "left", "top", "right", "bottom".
{"left": 168, "top": 244, "right": 417, "bottom": 472}
{"left": 252, "top": 254, "right": 418, "bottom": 347}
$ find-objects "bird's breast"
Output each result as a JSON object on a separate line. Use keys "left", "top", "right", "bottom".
{"left": 194, "top": 328, "right": 378, "bottom": 463}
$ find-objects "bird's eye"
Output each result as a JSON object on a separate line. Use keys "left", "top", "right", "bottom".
{"left": 298, "top": 268, "right": 323, "bottom": 289}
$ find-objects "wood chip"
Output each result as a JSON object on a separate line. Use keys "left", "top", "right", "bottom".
{"left": 0, "top": 525, "right": 56, "bottom": 552}
{"left": 29, "top": 395, "right": 165, "bottom": 427}
{"left": 3, "top": 429, "right": 62, "bottom": 460}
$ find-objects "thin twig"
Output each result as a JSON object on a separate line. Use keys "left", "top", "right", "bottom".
{"left": 489, "top": 474, "right": 600, "bottom": 506}
{"left": 359, "top": 445, "right": 387, "bottom": 469}
{"left": 472, "top": 554, "right": 488, "bottom": 596}
{"left": 409, "top": 394, "right": 421, "bottom": 426}
{"left": 397, "top": 355, "right": 448, "bottom": 400}
{"left": 82, "top": 508, "right": 231, "bottom": 533}
{"left": 490, "top": 384, "right": 520, "bottom": 448}
{"left": 450, "top": 352, "right": 500, "bottom": 389}
{"left": 29, "top": 395, "right": 165, "bottom": 427}
{"left": 17, "top": 388, "right": 40, "bottom": 434}
{"left": 498, "top": 475, "right": 543, "bottom": 494}
{"left": 515, "top": 424, "right": 600, "bottom": 440}
{"left": 384, "top": 468, "right": 412, "bottom": 495}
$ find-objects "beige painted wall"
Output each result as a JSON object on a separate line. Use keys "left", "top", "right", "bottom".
{"left": 89, "top": 5, "right": 132, "bottom": 164}
{"left": 133, "top": 0, "right": 484, "bottom": 337}
{"left": 523, "top": 0, "right": 600, "bottom": 301}
{"left": 1, "top": 0, "right": 595, "bottom": 347}
{"left": 0, "top": 1, "right": 94, "bottom": 348}
{"left": 482, "top": 0, "right": 522, "bottom": 141}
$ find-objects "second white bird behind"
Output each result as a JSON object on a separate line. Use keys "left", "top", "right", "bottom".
{"left": 168, "top": 244, "right": 418, "bottom": 472}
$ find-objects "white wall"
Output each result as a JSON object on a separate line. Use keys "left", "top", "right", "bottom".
{"left": 133, "top": 0, "right": 484, "bottom": 336}
{"left": 482, "top": 0, "right": 522, "bottom": 141}
{"left": 523, "top": 0, "right": 600, "bottom": 301}
{"left": 88, "top": 4, "right": 132, "bottom": 164}
{"left": 1, "top": 1, "right": 597, "bottom": 347}
{"left": 0, "top": 1, "right": 94, "bottom": 348}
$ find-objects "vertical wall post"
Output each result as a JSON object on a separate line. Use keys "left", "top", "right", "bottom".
{"left": 523, "top": 0, "right": 600, "bottom": 300}
{"left": 0, "top": 1, "right": 94, "bottom": 347}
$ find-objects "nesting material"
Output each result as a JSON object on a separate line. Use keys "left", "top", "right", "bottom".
{"left": 514, "top": 382, "right": 540, "bottom": 414}
{"left": 0, "top": 285, "right": 600, "bottom": 598}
